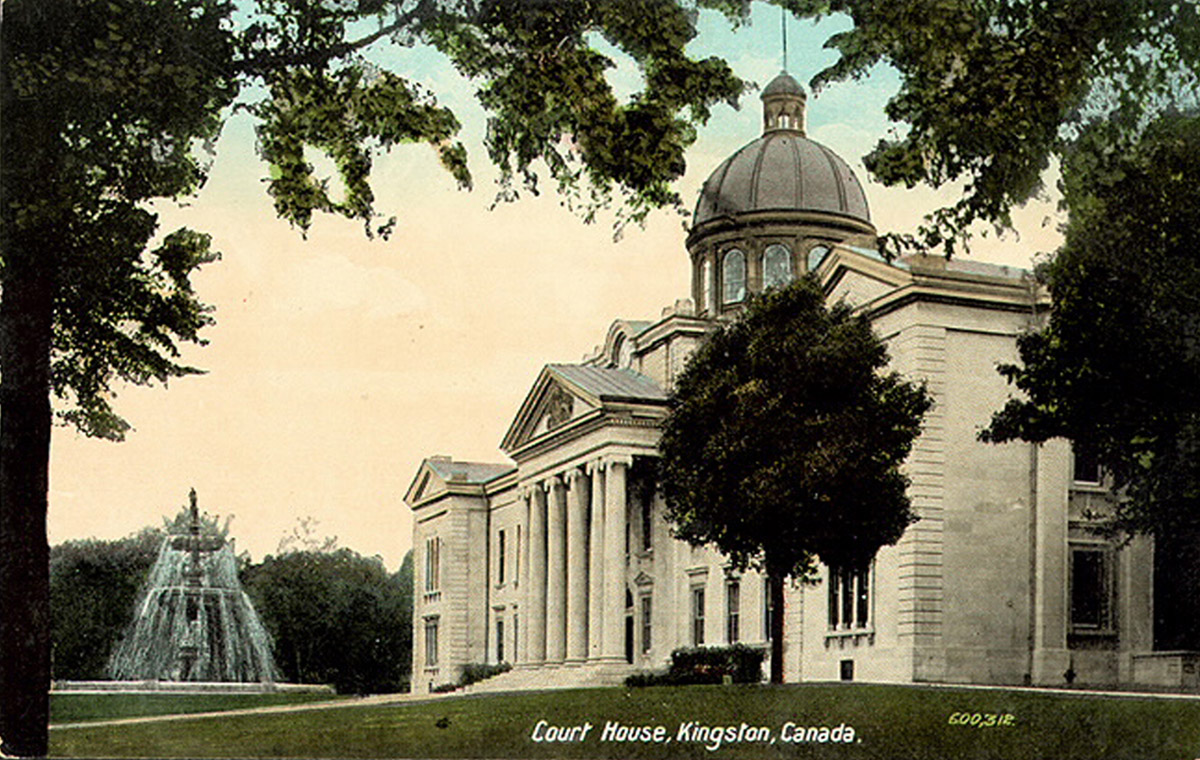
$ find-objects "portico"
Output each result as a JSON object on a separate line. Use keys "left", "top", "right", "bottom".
{"left": 514, "top": 456, "right": 631, "bottom": 669}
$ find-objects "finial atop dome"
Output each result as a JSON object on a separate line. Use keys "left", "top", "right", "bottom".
{"left": 761, "top": 72, "right": 806, "bottom": 135}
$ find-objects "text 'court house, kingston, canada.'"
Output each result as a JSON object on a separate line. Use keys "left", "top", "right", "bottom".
{"left": 404, "top": 72, "right": 1193, "bottom": 694}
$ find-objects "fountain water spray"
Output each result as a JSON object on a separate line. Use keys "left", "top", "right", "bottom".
{"left": 107, "top": 490, "right": 278, "bottom": 683}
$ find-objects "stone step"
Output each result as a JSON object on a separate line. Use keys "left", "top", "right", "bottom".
{"left": 463, "top": 663, "right": 632, "bottom": 694}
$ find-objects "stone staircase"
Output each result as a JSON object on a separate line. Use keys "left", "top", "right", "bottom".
{"left": 463, "top": 662, "right": 633, "bottom": 694}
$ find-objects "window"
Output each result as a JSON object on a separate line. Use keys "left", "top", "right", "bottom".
{"left": 807, "top": 244, "right": 831, "bottom": 272}
{"left": 828, "top": 565, "right": 870, "bottom": 630}
{"left": 763, "top": 583, "right": 775, "bottom": 641}
{"left": 763, "top": 244, "right": 793, "bottom": 289}
{"left": 722, "top": 249, "right": 746, "bottom": 304}
{"left": 497, "top": 529, "right": 506, "bottom": 584}
{"left": 726, "top": 579, "right": 741, "bottom": 643}
{"left": 1073, "top": 442, "right": 1102, "bottom": 485}
{"left": 424, "top": 537, "right": 441, "bottom": 595}
{"left": 515, "top": 526, "right": 521, "bottom": 586}
{"left": 691, "top": 586, "right": 706, "bottom": 646}
{"left": 496, "top": 617, "right": 505, "bottom": 663}
{"left": 640, "top": 595, "right": 652, "bottom": 654}
{"left": 424, "top": 617, "right": 439, "bottom": 667}
{"left": 701, "top": 258, "right": 715, "bottom": 314}
{"left": 1071, "top": 545, "right": 1113, "bottom": 632}
{"left": 641, "top": 496, "right": 653, "bottom": 552}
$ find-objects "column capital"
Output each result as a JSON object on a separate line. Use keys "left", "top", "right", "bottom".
{"left": 545, "top": 473, "right": 566, "bottom": 493}
{"left": 566, "top": 467, "right": 588, "bottom": 486}
{"left": 604, "top": 454, "right": 634, "bottom": 471}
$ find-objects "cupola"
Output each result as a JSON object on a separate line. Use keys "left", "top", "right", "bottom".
{"left": 686, "top": 71, "right": 878, "bottom": 318}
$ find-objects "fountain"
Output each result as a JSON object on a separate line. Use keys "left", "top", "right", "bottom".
{"left": 106, "top": 490, "right": 279, "bottom": 684}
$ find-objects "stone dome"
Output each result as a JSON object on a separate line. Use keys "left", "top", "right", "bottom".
{"left": 692, "top": 73, "right": 871, "bottom": 227}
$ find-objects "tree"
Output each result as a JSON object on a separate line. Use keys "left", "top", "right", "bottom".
{"left": 981, "top": 112, "right": 1200, "bottom": 647}
{"left": 783, "top": 0, "right": 1200, "bottom": 255}
{"left": 658, "top": 278, "right": 931, "bottom": 683}
{"left": 242, "top": 548, "right": 414, "bottom": 694}
{"left": 1, "top": 0, "right": 746, "bottom": 752}
{"left": 48, "top": 531, "right": 163, "bottom": 681}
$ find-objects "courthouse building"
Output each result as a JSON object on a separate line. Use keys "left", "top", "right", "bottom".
{"left": 405, "top": 73, "right": 1191, "bottom": 693}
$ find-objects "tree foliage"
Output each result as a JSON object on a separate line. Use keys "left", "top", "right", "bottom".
{"left": 782, "top": 0, "right": 1200, "bottom": 255}
{"left": 982, "top": 113, "right": 1200, "bottom": 540}
{"left": 243, "top": 548, "right": 413, "bottom": 694}
{"left": 659, "top": 278, "right": 931, "bottom": 681}
{"left": 48, "top": 531, "right": 163, "bottom": 681}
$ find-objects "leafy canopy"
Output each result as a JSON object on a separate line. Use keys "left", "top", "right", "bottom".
{"left": 4, "top": 0, "right": 751, "bottom": 441}
{"left": 784, "top": 0, "right": 1200, "bottom": 255}
{"left": 659, "top": 278, "right": 932, "bottom": 579}
{"left": 3, "top": 0, "right": 238, "bottom": 440}
{"left": 982, "top": 112, "right": 1200, "bottom": 539}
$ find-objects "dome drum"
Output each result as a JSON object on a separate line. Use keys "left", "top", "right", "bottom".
{"left": 689, "top": 231, "right": 852, "bottom": 317}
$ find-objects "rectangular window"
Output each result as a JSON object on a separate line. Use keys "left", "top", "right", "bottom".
{"left": 642, "top": 497, "right": 653, "bottom": 551}
{"left": 764, "top": 581, "right": 775, "bottom": 641}
{"left": 640, "top": 595, "right": 652, "bottom": 654}
{"left": 424, "top": 537, "right": 441, "bottom": 593}
{"left": 515, "top": 526, "right": 521, "bottom": 586}
{"left": 726, "top": 579, "right": 741, "bottom": 643}
{"left": 828, "top": 564, "right": 871, "bottom": 630}
{"left": 497, "top": 529, "right": 506, "bottom": 584}
{"left": 496, "top": 617, "right": 505, "bottom": 663}
{"left": 1071, "top": 546, "right": 1112, "bottom": 631}
{"left": 1073, "top": 442, "right": 1102, "bottom": 484}
{"left": 424, "top": 617, "right": 439, "bottom": 667}
{"left": 513, "top": 613, "right": 519, "bottom": 659}
{"left": 856, "top": 566, "right": 870, "bottom": 628}
{"left": 691, "top": 586, "right": 706, "bottom": 646}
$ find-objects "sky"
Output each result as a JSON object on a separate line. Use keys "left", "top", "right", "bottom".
{"left": 46, "top": 5, "right": 1065, "bottom": 570}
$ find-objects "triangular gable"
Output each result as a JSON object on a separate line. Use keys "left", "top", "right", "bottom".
{"left": 501, "top": 367, "right": 602, "bottom": 453}
{"left": 818, "top": 247, "right": 911, "bottom": 309}
{"left": 405, "top": 459, "right": 446, "bottom": 505}
{"left": 404, "top": 456, "right": 513, "bottom": 506}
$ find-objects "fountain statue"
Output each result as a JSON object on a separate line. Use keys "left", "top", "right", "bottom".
{"left": 107, "top": 490, "right": 279, "bottom": 683}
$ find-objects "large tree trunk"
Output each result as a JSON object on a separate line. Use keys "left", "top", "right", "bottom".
{"left": 1, "top": 6, "right": 56, "bottom": 751}
{"left": 0, "top": 255, "right": 55, "bottom": 758}
{"left": 768, "top": 571, "right": 786, "bottom": 684}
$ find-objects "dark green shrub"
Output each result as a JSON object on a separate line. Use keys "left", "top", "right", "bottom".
{"left": 430, "top": 682, "right": 460, "bottom": 693}
{"left": 459, "top": 662, "right": 512, "bottom": 686}
{"left": 624, "top": 671, "right": 673, "bottom": 687}
{"left": 667, "top": 644, "right": 765, "bottom": 685}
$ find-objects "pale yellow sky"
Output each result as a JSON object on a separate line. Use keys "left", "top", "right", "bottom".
{"left": 46, "top": 9, "right": 1063, "bottom": 569}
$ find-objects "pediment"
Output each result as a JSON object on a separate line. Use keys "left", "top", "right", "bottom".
{"left": 819, "top": 248, "right": 910, "bottom": 308}
{"left": 501, "top": 369, "right": 601, "bottom": 453}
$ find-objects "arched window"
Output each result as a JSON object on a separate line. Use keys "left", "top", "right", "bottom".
{"left": 763, "top": 244, "right": 793, "bottom": 289}
{"left": 807, "top": 244, "right": 831, "bottom": 272}
{"left": 722, "top": 249, "right": 746, "bottom": 304}
{"left": 701, "top": 258, "right": 715, "bottom": 314}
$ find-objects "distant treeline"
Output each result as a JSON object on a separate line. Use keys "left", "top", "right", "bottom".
{"left": 49, "top": 532, "right": 413, "bottom": 694}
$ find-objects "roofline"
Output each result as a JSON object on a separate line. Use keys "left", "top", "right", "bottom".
{"left": 687, "top": 208, "right": 876, "bottom": 248}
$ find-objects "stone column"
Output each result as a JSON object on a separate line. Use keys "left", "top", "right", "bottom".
{"left": 528, "top": 484, "right": 548, "bottom": 665}
{"left": 566, "top": 468, "right": 589, "bottom": 663}
{"left": 587, "top": 462, "right": 605, "bottom": 661}
{"left": 601, "top": 456, "right": 630, "bottom": 662}
{"left": 517, "top": 489, "right": 531, "bottom": 666}
{"left": 546, "top": 476, "right": 568, "bottom": 664}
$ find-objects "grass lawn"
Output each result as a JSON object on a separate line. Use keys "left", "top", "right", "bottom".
{"left": 49, "top": 683, "right": 1200, "bottom": 759}
{"left": 50, "top": 692, "right": 347, "bottom": 725}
